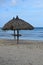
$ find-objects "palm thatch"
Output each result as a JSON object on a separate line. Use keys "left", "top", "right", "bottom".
{"left": 2, "top": 16, "right": 34, "bottom": 30}
{"left": 2, "top": 17, "right": 15, "bottom": 30}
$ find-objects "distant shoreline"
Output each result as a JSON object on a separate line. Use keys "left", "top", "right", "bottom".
{"left": 0, "top": 39, "right": 43, "bottom": 45}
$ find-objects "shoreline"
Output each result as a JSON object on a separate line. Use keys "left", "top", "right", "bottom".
{"left": 0, "top": 39, "right": 43, "bottom": 45}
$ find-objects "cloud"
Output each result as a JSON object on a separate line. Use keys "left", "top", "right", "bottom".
{"left": 0, "top": 0, "right": 17, "bottom": 7}
{"left": 30, "top": 0, "right": 43, "bottom": 8}
{"left": 21, "top": 0, "right": 43, "bottom": 8}
{"left": 10, "top": 0, "right": 17, "bottom": 6}
{"left": 0, "top": 0, "right": 25, "bottom": 7}
{"left": 0, "top": 0, "right": 43, "bottom": 8}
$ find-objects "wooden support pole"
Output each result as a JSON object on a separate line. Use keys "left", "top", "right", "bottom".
{"left": 17, "top": 30, "right": 19, "bottom": 35}
{"left": 17, "top": 30, "right": 19, "bottom": 44}
{"left": 14, "top": 30, "right": 16, "bottom": 39}
{"left": 14, "top": 30, "right": 15, "bottom": 35}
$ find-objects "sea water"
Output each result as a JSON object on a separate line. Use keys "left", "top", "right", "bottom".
{"left": 0, "top": 27, "right": 43, "bottom": 40}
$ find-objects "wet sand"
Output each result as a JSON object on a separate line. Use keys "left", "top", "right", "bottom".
{"left": 0, "top": 39, "right": 43, "bottom": 65}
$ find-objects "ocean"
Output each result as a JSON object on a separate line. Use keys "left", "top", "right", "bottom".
{"left": 0, "top": 27, "right": 43, "bottom": 40}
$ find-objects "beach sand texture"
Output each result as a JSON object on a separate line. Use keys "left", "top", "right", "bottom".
{"left": 0, "top": 40, "right": 43, "bottom": 65}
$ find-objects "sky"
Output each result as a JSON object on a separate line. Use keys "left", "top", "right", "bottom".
{"left": 0, "top": 0, "right": 43, "bottom": 27}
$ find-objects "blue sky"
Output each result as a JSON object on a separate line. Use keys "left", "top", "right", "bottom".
{"left": 0, "top": 0, "right": 43, "bottom": 27}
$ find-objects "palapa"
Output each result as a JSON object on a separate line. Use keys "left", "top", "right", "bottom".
{"left": 2, "top": 16, "right": 34, "bottom": 35}
{"left": 2, "top": 16, "right": 34, "bottom": 43}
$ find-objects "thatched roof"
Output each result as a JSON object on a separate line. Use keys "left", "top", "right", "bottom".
{"left": 2, "top": 17, "right": 15, "bottom": 30}
{"left": 2, "top": 16, "right": 34, "bottom": 30}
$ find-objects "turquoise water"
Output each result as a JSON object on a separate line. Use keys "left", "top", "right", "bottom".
{"left": 0, "top": 27, "right": 43, "bottom": 40}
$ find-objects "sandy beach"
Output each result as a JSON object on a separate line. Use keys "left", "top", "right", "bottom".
{"left": 0, "top": 39, "right": 43, "bottom": 65}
